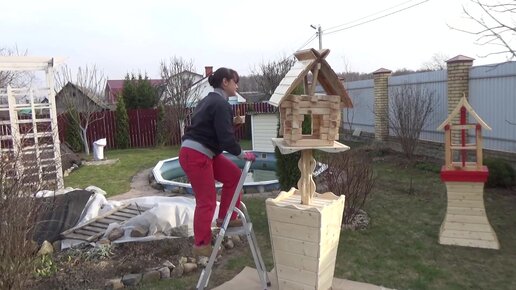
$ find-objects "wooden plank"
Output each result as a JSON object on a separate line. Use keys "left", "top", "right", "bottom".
{"left": 266, "top": 205, "right": 321, "bottom": 227}
{"left": 476, "top": 127, "right": 483, "bottom": 168}
{"left": 268, "top": 220, "right": 319, "bottom": 242}
{"left": 298, "top": 108, "right": 331, "bottom": 115}
{"left": 445, "top": 214, "right": 490, "bottom": 224}
{"left": 276, "top": 264, "right": 317, "bottom": 287}
{"left": 277, "top": 278, "right": 314, "bottom": 290}
{"left": 105, "top": 215, "right": 127, "bottom": 221}
{"left": 450, "top": 145, "right": 477, "bottom": 150}
{"left": 446, "top": 182, "right": 484, "bottom": 192}
{"left": 75, "top": 229, "right": 101, "bottom": 236}
{"left": 447, "top": 199, "right": 484, "bottom": 208}
{"left": 61, "top": 204, "right": 131, "bottom": 235}
{"left": 63, "top": 233, "right": 91, "bottom": 241}
{"left": 447, "top": 193, "right": 484, "bottom": 201}
{"left": 446, "top": 206, "right": 486, "bottom": 216}
{"left": 83, "top": 225, "right": 108, "bottom": 231}
{"left": 440, "top": 229, "right": 498, "bottom": 241}
{"left": 271, "top": 236, "right": 318, "bottom": 257}
{"left": 274, "top": 250, "right": 319, "bottom": 272}
{"left": 439, "top": 236, "right": 499, "bottom": 249}
{"left": 97, "top": 217, "right": 125, "bottom": 225}
{"left": 112, "top": 211, "right": 136, "bottom": 218}
{"left": 441, "top": 221, "right": 493, "bottom": 232}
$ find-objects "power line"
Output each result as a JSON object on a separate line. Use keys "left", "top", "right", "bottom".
{"left": 296, "top": 33, "right": 317, "bottom": 51}
{"left": 324, "top": 0, "right": 422, "bottom": 33}
{"left": 324, "top": 0, "right": 430, "bottom": 36}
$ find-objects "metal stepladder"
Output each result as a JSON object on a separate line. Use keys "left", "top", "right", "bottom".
{"left": 197, "top": 160, "right": 271, "bottom": 290}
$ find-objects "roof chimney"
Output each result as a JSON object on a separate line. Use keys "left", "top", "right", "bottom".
{"left": 205, "top": 66, "right": 213, "bottom": 77}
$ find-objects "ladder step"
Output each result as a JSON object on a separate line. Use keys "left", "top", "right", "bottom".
{"left": 224, "top": 223, "right": 252, "bottom": 236}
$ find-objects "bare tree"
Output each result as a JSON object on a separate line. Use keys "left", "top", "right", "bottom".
{"left": 160, "top": 56, "right": 201, "bottom": 137}
{"left": 55, "top": 65, "right": 107, "bottom": 155}
{"left": 317, "top": 150, "right": 374, "bottom": 226}
{"left": 0, "top": 46, "right": 35, "bottom": 87}
{"left": 251, "top": 56, "right": 296, "bottom": 98}
{"left": 420, "top": 52, "right": 449, "bottom": 71}
{"left": 388, "top": 84, "right": 436, "bottom": 159}
{"left": 451, "top": 0, "right": 516, "bottom": 60}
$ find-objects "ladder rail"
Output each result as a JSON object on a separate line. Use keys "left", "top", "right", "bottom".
{"left": 197, "top": 160, "right": 270, "bottom": 290}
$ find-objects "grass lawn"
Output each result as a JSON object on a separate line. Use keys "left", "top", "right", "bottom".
{"left": 64, "top": 140, "right": 252, "bottom": 197}
{"left": 63, "top": 142, "right": 516, "bottom": 289}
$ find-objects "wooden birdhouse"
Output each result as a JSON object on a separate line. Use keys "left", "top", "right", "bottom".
{"left": 269, "top": 48, "right": 352, "bottom": 147}
{"left": 437, "top": 95, "right": 491, "bottom": 170}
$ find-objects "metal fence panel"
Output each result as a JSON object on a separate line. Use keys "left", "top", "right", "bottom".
{"left": 469, "top": 62, "right": 516, "bottom": 153}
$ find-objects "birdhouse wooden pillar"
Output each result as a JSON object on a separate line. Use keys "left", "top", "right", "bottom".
{"left": 267, "top": 48, "right": 353, "bottom": 289}
{"left": 437, "top": 96, "right": 499, "bottom": 249}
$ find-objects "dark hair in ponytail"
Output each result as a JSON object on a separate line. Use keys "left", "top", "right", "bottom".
{"left": 208, "top": 67, "right": 239, "bottom": 88}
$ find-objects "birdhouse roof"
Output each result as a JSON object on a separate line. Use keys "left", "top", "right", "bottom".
{"left": 437, "top": 96, "right": 491, "bottom": 130}
{"left": 268, "top": 48, "right": 352, "bottom": 108}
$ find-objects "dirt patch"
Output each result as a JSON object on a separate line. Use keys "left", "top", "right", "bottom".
{"left": 28, "top": 236, "right": 247, "bottom": 289}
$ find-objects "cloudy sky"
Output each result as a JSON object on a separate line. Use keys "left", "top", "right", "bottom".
{"left": 1, "top": 0, "right": 512, "bottom": 79}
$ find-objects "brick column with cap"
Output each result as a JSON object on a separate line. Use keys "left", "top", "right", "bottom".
{"left": 446, "top": 55, "right": 474, "bottom": 143}
{"left": 373, "top": 68, "right": 392, "bottom": 141}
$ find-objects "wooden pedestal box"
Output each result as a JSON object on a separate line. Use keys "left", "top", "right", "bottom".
{"left": 266, "top": 188, "right": 345, "bottom": 290}
{"left": 440, "top": 181, "right": 499, "bottom": 249}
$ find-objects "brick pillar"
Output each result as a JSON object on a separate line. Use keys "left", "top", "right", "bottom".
{"left": 373, "top": 68, "right": 392, "bottom": 141}
{"left": 446, "top": 55, "right": 474, "bottom": 143}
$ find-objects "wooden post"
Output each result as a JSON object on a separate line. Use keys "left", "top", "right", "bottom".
{"left": 298, "top": 149, "right": 316, "bottom": 205}
{"left": 444, "top": 128, "right": 451, "bottom": 169}
{"left": 476, "top": 125, "right": 483, "bottom": 169}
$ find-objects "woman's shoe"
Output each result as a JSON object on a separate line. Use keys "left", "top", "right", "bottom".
{"left": 193, "top": 244, "right": 213, "bottom": 257}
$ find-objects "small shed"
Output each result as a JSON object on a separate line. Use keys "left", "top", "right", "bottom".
{"left": 268, "top": 48, "right": 352, "bottom": 147}
{"left": 251, "top": 112, "right": 278, "bottom": 152}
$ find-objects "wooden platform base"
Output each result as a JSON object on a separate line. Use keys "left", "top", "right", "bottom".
{"left": 266, "top": 188, "right": 345, "bottom": 290}
{"left": 439, "top": 181, "right": 499, "bottom": 249}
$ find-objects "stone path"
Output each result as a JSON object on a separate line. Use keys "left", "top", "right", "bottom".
{"left": 108, "top": 168, "right": 172, "bottom": 201}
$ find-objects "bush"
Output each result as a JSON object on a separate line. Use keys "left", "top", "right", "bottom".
{"left": 275, "top": 146, "right": 301, "bottom": 190}
{"left": 155, "top": 104, "right": 167, "bottom": 146}
{"left": 318, "top": 149, "right": 375, "bottom": 225}
{"left": 415, "top": 161, "right": 441, "bottom": 174}
{"left": 0, "top": 150, "right": 47, "bottom": 289}
{"left": 115, "top": 96, "right": 130, "bottom": 149}
{"left": 65, "top": 111, "right": 83, "bottom": 153}
{"left": 484, "top": 158, "right": 515, "bottom": 188}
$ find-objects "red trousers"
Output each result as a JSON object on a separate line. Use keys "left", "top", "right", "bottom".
{"left": 178, "top": 147, "right": 242, "bottom": 246}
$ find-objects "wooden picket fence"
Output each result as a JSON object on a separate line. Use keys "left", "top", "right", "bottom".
{"left": 57, "top": 102, "right": 277, "bottom": 150}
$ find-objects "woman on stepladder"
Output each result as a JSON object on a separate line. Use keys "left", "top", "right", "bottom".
{"left": 179, "top": 67, "right": 256, "bottom": 257}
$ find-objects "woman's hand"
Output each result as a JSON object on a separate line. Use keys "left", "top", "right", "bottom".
{"left": 242, "top": 152, "right": 256, "bottom": 162}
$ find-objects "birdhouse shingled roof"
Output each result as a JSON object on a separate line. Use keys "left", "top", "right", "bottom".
{"left": 437, "top": 96, "right": 491, "bottom": 130}
{"left": 268, "top": 48, "right": 352, "bottom": 108}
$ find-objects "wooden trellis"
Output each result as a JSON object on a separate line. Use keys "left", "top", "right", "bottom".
{"left": 0, "top": 57, "right": 64, "bottom": 189}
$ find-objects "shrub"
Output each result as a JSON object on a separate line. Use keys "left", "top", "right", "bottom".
{"left": 115, "top": 96, "right": 130, "bottom": 149}
{"left": 484, "top": 158, "right": 515, "bottom": 188}
{"left": 318, "top": 150, "right": 375, "bottom": 225}
{"left": 155, "top": 104, "right": 167, "bottom": 146}
{"left": 65, "top": 111, "right": 83, "bottom": 152}
{"left": 415, "top": 161, "right": 441, "bottom": 174}
{"left": 275, "top": 146, "right": 301, "bottom": 190}
{"left": 0, "top": 149, "right": 47, "bottom": 289}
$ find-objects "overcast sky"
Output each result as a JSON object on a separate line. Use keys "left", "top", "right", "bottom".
{"left": 1, "top": 0, "right": 512, "bottom": 80}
